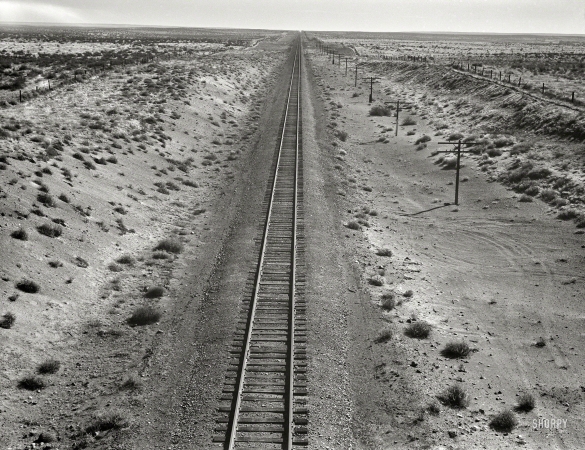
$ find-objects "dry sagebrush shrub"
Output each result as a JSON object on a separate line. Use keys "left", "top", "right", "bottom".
{"left": 404, "top": 321, "right": 431, "bottom": 339}
{"left": 127, "top": 306, "right": 161, "bottom": 326}
{"left": 154, "top": 238, "right": 183, "bottom": 253}
{"left": 489, "top": 410, "right": 518, "bottom": 432}
{"left": 37, "top": 359, "right": 61, "bottom": 374}
{"left": 441, "top": 341, "right": 471, "bottom": 358}
{"left": 16, "top": 279, "right": 40, "bottom": 293}
{"left": 437, "top": 384, "right": 469, "bottom": 408}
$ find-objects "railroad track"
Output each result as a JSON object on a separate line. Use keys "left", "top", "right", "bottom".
{"left": 214, "top": 37, "right": 308, "bottom": 449}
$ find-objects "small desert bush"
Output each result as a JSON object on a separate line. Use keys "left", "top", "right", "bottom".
{"left": 516, "top": 393, "right": 535, "bottom": 412}
{"left": 403, "top": 290, "right": 413, "bottom": 298}
{"left": 37, "top": 192, "right": 55, "bottom": 207}
{"left": 127, "top": 306, "right": 161, "bottom": 326}
{"left": 380, "top": 292, "right": 396, "bottom": 311}
{"left": 144, "top": 286, "right": 164, "bottom": 298}
{"left": 58, "top": 193, "right": 70, "bottom": 203}
{"left": 16, "top": 279, "right": 40, "bottom": 293}
{"left": 375, "top": 328, "right": 393, "bottom": 344}
{"left": 335, "top": 130, "right": 348, "bottom": 142}
{"left": 404, "top": 321, "right": 431, "bottom": 339}
{"left": 539, "top": 189, "right": 557, "bottom": 203}
{"left": 11, "top": 228, "right": 28, "bottom": 240}
{"left": 437, "top": 384, "right": 469, "bottom": 408}
{"left": 108, "top": 263, "right": 123, "bottom": 272}
{"left": 489, "top": 410, "right": 517, "bottom": 432}
{"left": 557, "top": 208, "right": 578, "bottom": 220}
{"left": 48, "top": 260, "right": 63, "bottom": 268}
{"left": 426, "top": 401, "right": 441, "bottom": 415}
{"left": 440, "top": 156, "right": 457, "bottom": 170}
{"left": 524, "top": 185, "right": 539, "bottom": 196}
{"left": 0, "top": 312, "right": 16, "bottom": 329}
{"left": 376, "top": 248, "right": 392, "bottom": 257}
{"left": 369, "top": 275, "right": 385, "bottom": 286}
{"left": 85, "top": 412, "right": 129, "bottom": 434}
{"left": 415, "top": 135, "right": 431, "bottom": 145}
{"left": 518, "top": 194, "right": 533, "bottom": 202}
{"left": 152, "top": 251, "right": 169, "bottom": 260}
{"left": 116, "top": 255, "right": 135, "bottom": 265}
{"left": 345, "top": 220, "right": 360, "bottom": 230}
{"left": 486, "top": 147, "right": 503, "bottom": 157}
{"left": 510, "top": 143, "right": 531, "bottom": 155}
{"left": 441, "top": 341, "right": 471, "bottom": 358}
{"left": 18, "top": 375, "right": 45, "bottom": 390}
{"left": 494, "top": 136, "right": 514, "bottom": 148}
{"left": 369, "top": 105, "right": 391, "bottom": 116}
{"left": 37, "top": 359, "right": 61, "bottom": 374}
{"left": 37, "top": 223, "right": 62, "bottom": 238}
{"left": 401, "top": 116, "right": 416, "bottom": 126}
{"left": 183, "top": 180, "right": 199, "bottom": 188}
{"left": 448, "top": 132, "right": 464, "bottom": 141}
{"left": 154, "top": 238, "right": 183, "bottom": 253}
{"left": 120, "top": 375, "right": 141, "bottom": 391}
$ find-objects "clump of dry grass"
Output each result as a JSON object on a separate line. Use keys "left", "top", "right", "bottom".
{"left": 16, "top": 279, "right": 40, "bottom": 293}
{"left": 1, "top": 312, "right": 16, "bottom": 329}
{"left": 11, "top": 228, "right": 28, "bottom": 240}
{"left": 85, "top": 412, "right": 129, "bottom": 434}
{"left": 154, "top": 238, "right": 183, "bottom": 254}
{"left": 37, "top": 359, "right": 61, "bottom": 374}
{"left": 375, "top": 328, "right": 393, "bottom": 344}
{"left": 415, "top": 135, "right": 431, "bottom": 145}
{"left": 18, "top": 375, "right": 46, "bottom": 390}
{"left": 441, "top": 341, "right": 471, "bottom": 358}
{"left": 515, "top": 393, "right": 535, "bottom": 412}
{"left": 489, "top": 410, "right": 517, "bottom": 432}
{"left": 404, "top": 321, "right": 431, "bottom": 339}
{"left": 376, "top": 248, "right": 392, "bottom": 257}
{"left": 37, "top": 223, "right": 63, "bottom": 238}
{"left": 437, "top": 384, "right": 469, "bottom": 408}
{"left": 369, "top": 105, "right": 392, "bottom": 116}
{"left": 144, "top": 286, "right": 164, "bottom": 298}
{"left": 380, "top": 292, "right": 396, "bottom": 311}
{"left": 345, "top": 220, "right": 360, "bottom": 230}
{"left": 116, "top": 254, "right": 135, "bottom": 265}
{"left": 369, "top": 275, "right": 385, "bottom": 286}
{"left": 37, "top": 192, "right": 55, "bottom": 207}
{"left": 127, "top": 306, "right": 161, "bottom": 326}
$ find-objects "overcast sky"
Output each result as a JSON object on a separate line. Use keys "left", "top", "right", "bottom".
{"left": 0, "top": 0, "right": 584, "bottom": 34}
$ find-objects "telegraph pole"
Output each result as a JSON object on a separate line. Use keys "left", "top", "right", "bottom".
{"left": 362, "top": 77, "right": 380, "bottom": 103}
{"left": 436, "top": 140, "right": 476, "bottom": 205}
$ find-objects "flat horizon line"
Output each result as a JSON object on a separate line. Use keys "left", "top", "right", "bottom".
{"left": 0, "top": 21, "right": 584, "bottom": 38}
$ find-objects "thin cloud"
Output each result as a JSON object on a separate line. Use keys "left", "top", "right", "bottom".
{"left": 0, "top": 1, "right": 83, "bottom": 23}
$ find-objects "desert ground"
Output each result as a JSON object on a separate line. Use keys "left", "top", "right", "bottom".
{"left": 1, "top": 27, "right": 585, "bottom": 450}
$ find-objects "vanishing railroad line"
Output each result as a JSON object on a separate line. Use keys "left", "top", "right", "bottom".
{"left": 214, "top": 37, "right": 308, "bottom": 449}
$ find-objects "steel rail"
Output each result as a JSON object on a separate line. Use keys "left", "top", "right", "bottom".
{"left": 225, "top": 39, "right": 301, "bottom": 450}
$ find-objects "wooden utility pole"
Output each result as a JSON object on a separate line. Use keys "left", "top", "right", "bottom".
{"left": 384, "top": 100, "right": 412, "bottom": 137}
{"left": 362, "top": 77, "right": 380, "bottom": 103}
{"left": 354, "top": 63, "right": 359, "bottom": 87}
{"left": 345, "top": 58, "right": 348, "bottom": 76}
{"left": 436, "top": 140, "right": 475, "bottom": 205}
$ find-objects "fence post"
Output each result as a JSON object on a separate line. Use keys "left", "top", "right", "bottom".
{"left": 499, "top": 71, "right": 502, "bottom": 81}
{"left": 518, "top": 77, "right": 521, "bottom": 86}
{"left": 542, "top": 83, "right": 545, "bottom": 94}
{"left": 48, "top": 80, "right": 51, "bottom": 90}
{"left": 572, "top": 92, "right": 575, "bottom": 103}
{"left": 19, "top": 90, "right": 22, "bottom": 103}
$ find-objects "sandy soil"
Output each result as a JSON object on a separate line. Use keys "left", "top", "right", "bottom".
{"left": 305, "top": 43, "right": 585, "bottom": 449}
{"left": 0, "top": 35, "right": 290, "bottom": 449}
{"left": 2, "top": 30, "right": 585, "bottom": 450}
